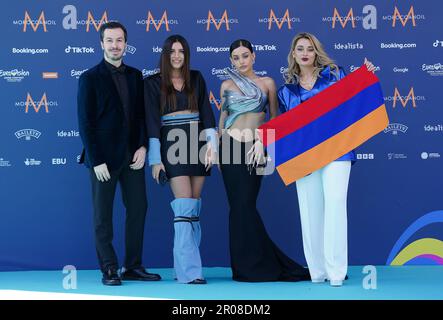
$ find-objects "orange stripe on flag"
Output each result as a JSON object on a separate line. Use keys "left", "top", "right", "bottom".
{"left": 276, "top": 105, "right": 389, "bottom": 185}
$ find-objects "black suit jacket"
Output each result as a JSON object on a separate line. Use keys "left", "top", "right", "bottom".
{"left": 77, "top": 59, "right": 146, "bottom": 171}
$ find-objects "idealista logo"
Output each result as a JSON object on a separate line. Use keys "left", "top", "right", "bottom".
{"left": 258, "top": 9, "right": 301, "bottom": 30}
{"left": 424, "top": 124, "right": 443, "bottom": 132}
{"left": 421, "top": 152, "right": 441, "bottom": 160}
{"left": 0, "top": 158, "right": 12, "bottom": 167}
{"left": 0, "top": 69, "right": 30, "bottom": 83}
{"left": 24, "top": 158, "right": 42, "bottom": 166}
{"left": 15, "top": 129, "right": 41, "bottom": 140}
{"left": 14, "top": 11, "right": 56, "bottom": 32}
{"left": 62, "top": 6, "right": 108, "bottom": 32}
{"left": 136, "top": 11, "right": 178, "bottom": 31}
{"left": 209, "top": 91, "right": 221, "bottom": 111}
{"left": 384, "top": 123, "right": 408, "bottom": 135}
{"left": 385, "top": 87, "right": 425, "bottom": 108}
{"left": 324, "top": 5, "right": 421, "bottom": 29}
{"left": 197, "top": 10, "right": 238, "bottom": 31}
{"left": 422, "top": 63, "right": 443, "bottom": 76}
{"left": 57, "top": 130, "right": 79, "bottom": 138}
{"left": 15, "top": 93, "right": 58, "bottom": 113}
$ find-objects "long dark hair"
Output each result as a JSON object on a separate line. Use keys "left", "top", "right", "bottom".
{"left": 229, "top": 39, "right": 254, "bottom": 56}
{"left": 159, "top": 34, "right": 197, "bottom": 112}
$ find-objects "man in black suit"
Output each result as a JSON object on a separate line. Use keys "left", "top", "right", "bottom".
{"left": 77, "top": 21, "right": 160, "bottom": 285}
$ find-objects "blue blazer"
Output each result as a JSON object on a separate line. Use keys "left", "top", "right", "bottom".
{"left": 77, "top": 60, "right": 146, "bottom": 170}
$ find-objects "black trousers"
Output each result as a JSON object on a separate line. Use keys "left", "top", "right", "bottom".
{"left": 219, "top": 135, "right": 310, "bottom": 282}
{"left": 89, "top": 152, "right": 147, "bottom": 273}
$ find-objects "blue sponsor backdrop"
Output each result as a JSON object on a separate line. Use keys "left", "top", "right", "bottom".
{"left": 1, "top": 0, "right": 442, "bottom": 271}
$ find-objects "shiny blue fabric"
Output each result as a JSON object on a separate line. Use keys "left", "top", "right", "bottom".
{"left": 222, "top": 68, "right": 268, "bottom": 129}
{"left": 277, "top": 66, "right": 356, "bottom": 162}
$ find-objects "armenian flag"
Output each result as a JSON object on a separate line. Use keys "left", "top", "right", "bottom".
{"left": 259, "top": 65, "right": 389, "bottom": 186}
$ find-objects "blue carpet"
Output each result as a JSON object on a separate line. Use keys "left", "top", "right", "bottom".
{"left": 1, "top": 266, "right": 442, "bottom": 300}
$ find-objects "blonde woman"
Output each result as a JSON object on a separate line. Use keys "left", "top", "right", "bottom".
{"left": 278, "top": 32, "right": 375, "bottom": 287}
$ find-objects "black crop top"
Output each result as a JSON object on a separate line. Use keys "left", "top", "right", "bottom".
{"left": 144, "top": 70, "right": 216, "bottom": 139}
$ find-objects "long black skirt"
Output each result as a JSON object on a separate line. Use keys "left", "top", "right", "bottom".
{"left": 219, "top": 134, "right": 310, "bottom": 282}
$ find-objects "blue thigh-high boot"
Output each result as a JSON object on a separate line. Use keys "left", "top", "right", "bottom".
{"left": 171, "top": 198, "right": 203, "bottom": 283}
{"left": 192, "top": 198, "right": 202, "bottom": 247}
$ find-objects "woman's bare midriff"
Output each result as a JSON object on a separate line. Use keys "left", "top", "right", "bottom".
{"left": 226, "top": 112, "right": 266, "bottom": 142}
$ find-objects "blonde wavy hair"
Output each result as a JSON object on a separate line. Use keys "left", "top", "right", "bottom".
{"left": 284, "top": 32, "right": 339, "bottom": 84}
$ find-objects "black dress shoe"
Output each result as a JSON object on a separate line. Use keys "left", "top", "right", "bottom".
{"left": 121, "top": 268, "right": 161, "bottom": 281}
{"left": 102, "top": 269, "right": 122, "bottom": 286}
{"left": 187, "top": 278, "right": 207, "bottom": 284}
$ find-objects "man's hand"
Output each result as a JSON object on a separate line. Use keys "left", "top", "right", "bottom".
{"left": 94, "top": 163, "right": 111, "bottom": 182}
{"left": 130, "top": 146, "right": 146, "bottom": 170}
{"left": 152, "top": 163, "right": 166, "bottom": 184}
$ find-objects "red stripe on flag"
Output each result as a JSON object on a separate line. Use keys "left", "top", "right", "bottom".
{"left": 260, "top": 65, "right": 379, "bottom": 146}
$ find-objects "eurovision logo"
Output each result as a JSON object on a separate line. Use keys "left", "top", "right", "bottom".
{"left": 15, "top": 129, "right": 41, "bottom": 140}
{"left": 422, "top": 63, "right": 443, "bottom": 76}
{"left": 0, "top": 69, "right": 30, "bottom": 82}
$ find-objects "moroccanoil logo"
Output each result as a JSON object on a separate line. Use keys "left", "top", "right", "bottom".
{"left": 146, "top": 11, "right": 176, "bottom": 31}
{"left": 384, "top": 87, "right": 425, "bottom": 108}
{"left": 390, "top": 6, "right": 418, "bottom": 27}
{"left": 209, "top": 91, "right": 221, "bottom": 110}
{"left": 21, "top": 11, "right": 53, "bottom": 32}
{"left": 15, "top": 94, "right": 58, "bottom": 113}
{"left": 197, "top": 10, "right": 238, "bottom": 31}
{"left": 324, "top": 5, "right": 422, "bottom": 29}
{"left": 258, "top": 9, "right": 298, "bottom": 30}
{"left": 61, "top": 6, "right": 110, "bottom": 32}
{"left": 85, "top": 11, "right": 108, "bottom": 32}
{"left": 332, "top": 8, "right": 357, "bottom": 28}
{"left": 25, "top": 93, "right": 49, "bottom": 113}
